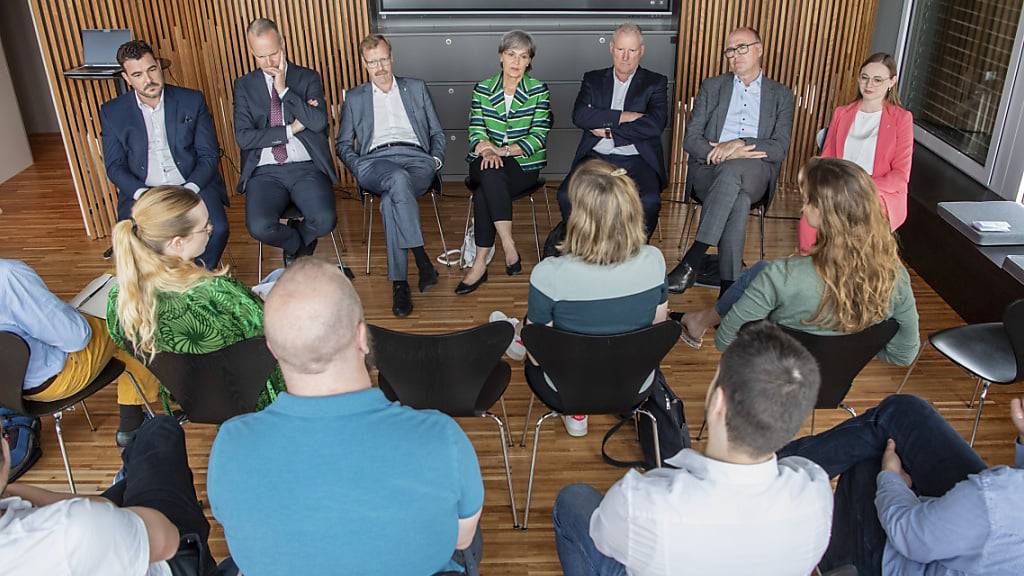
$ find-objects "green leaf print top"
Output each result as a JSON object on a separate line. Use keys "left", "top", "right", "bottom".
{"left": 106, "top": 275, "right": 285, "bottom": 411}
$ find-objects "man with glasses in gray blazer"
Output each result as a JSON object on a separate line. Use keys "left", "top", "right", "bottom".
{"left": 667, "top": 27, "right": 794, "bottom": 298}
{"left": 337, "top": 34, "right": 444, "bottom": 318}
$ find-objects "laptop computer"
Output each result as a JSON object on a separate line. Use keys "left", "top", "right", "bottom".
{"left": 67, "top": 29, "right": 131, "bottom": 75}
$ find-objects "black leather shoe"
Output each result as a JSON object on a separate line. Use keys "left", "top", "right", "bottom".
{"left": 103, "top": 247, "right": 113, "bottom": 260}
{"left": 392, "top": 283, "right": 413, "bottom": 317}
{"left": 506, "top": 257, "right": 522, "bottom": 276}
{"left": 418, "top": 265, "right": 439, "bottom": 292}
{"left": 455, "top": 271, "right": 488, "bottom": 295}
{"left": 296, "top": 237, "right": 318, "bottom": 258}
{"left": 667, "top": 262, "right": 697, "bottom": 294}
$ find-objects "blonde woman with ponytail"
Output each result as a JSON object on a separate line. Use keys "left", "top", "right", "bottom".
{"left": 106, "top": 186, "right": 284, "bottom": 414}
{"left": 678, "top": 158, "right": 920, "bottom": 366}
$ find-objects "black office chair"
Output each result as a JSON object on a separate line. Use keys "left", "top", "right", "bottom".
{"left": 677, "top": 178, "right": 776, "bottom": 260}
{"left": 0, "top": 332, "right": 148, "bottom": 493}
{"left": 146, "top": 337, "right": 278, "bottom": 425}
{"left": 518, "top": 321, "right": 682, "bottom": 529}
{"left": 896, "top": 299, "right": 1024, "bottom": 446}
{"left": 368, "top": 322, "right": 519, "bottom": 528}
{"left": 462, "top": 176, "right": 552, "bottom": 263}
{"left": 695, "top": 319, "right": 899, "bottom": 440}
{"left": 359, "top": 174, "right": 450, "bottom": 275}
{"left": 256, "top": 203, "right": 350, "bottom": 280}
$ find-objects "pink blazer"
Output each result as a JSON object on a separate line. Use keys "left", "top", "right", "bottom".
{"left": 799, "top": 101, "right": 914, "bottom": 252}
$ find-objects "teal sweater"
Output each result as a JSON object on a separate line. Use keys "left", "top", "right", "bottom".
{"left": 716, "top": 256, "right": 920, "bottom": 366}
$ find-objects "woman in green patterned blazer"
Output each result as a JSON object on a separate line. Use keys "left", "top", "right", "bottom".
{"left": 107, "top": 186, "right": 284, "bottom": 414}
{"left": 456, "top": 30, "right": 552, "bottom": 295}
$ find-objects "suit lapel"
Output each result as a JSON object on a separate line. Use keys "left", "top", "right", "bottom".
{"left": 873, "top": 105, "right": 895, "bottom": 175}
{"left": 602, "top": 68, "right": 615, "bottom": 109}
{"left": 833, "top": 104, "right": 857, "bottom": 159}
{"left": 126, "top": 93, "right": 148, "bottom": 175}
{"left": 251, "top": 70, "right": 271, "bottom": 123}
{"left": 395, "top": 77, "right": 422, "bottom": 141}
{"left": 163, "top": 87, "right": 179, "bottom": 159}
{"left": 757, "top": 78, "right": 772, "bottom": 139}
{"left": 623, "top": 67, "right": 643, "bottom": 110}
{"left": 714, "top": 75, "right": 735, "bottom": 140}
{"left": 360, "top": 84, "right": 375, "bottom": 150}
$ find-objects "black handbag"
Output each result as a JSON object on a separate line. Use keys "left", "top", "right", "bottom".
{"left": 601, "top": 373, "right": 690, "bottom": 470}
{"left": 167, "top": 533, "right": 209, "bottom": 576}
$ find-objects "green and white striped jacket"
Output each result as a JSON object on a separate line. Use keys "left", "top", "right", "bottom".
{"left": 467, "top": 72, "right": 551, "bottom": 171}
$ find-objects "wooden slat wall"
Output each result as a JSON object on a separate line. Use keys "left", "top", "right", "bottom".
{"left": 668, "top": 0, "right": 879, "bottom": 188}
{"left": 28, "top": 0, "right": 370, "bottom": 239}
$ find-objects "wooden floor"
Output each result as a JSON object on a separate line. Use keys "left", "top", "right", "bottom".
{"left": 2, "top": 135, "right": 1017, "bottom": 574}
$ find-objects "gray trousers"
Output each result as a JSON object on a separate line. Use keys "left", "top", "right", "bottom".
{"left": 689, "top": 158, "right": 772, "bottom": 281}
{"left": 354, "top": 147, "right": 436, "bottom": 280}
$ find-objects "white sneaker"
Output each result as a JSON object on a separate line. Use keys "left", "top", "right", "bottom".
{"left": 489, "top": 311, "right": 526, "bottom": 361}
{"left": 563, "top": 415, "right": 589, "bottom": 437}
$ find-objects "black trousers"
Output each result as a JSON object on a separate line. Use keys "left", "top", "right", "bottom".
{"left": 469, "top": 157, "right": 539, "bottom": 248}
{"left": 102, "top": 416, "right": 215, "bottom": 574}
{"left": 244, "top": 161, "right": 337, "bottom": 255}
{"left": 557, "top": 152, "right": 662, "bottom": 238}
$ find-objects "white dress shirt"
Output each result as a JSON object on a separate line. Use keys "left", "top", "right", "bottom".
{"left": 590, "top": 449, "right": 834, "bottom": 576}
{"left": 133, "top": 92, "right": 197, "bottom": 200}
{"left": 257, "top": 60, "right": 313, "bottom": 166}
{"left": 369, "top": 82, "right": 422, "bottom": 150}
{"left": 594, "top": 72, "right": 640, "bottom": 156}
{"left": 843, "top": 110, "right": 882, "bottom": 175}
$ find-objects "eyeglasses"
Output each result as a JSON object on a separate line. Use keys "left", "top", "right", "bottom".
{"left": 188, "top": 220, "right": 212, "bottom": 236}
{"left": 858, "top": 74, "right": 892, "bottom": 87}
{"left": 724, "top": 41, "right": 760, "bottom": 59}
{"left": 364, "top": 57, "right": 391, "bottom": 69}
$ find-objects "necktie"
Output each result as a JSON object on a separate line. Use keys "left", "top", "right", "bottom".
{"left": 270, "top": 86, "right": 288, "bottom": 164}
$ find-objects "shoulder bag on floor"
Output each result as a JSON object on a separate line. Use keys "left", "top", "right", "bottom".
{"left": 601, "top": 373, "right": 690, "bottom": 470}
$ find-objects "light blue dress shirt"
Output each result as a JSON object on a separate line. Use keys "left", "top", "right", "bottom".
{"left": 0, "top": 260, "right": 92, "bottom": 390}
{"left": 718, "top": 73, "right": 762, "bottom": 143}
{"left": 876, "top": 441, "right": 1024, "bottom": 575}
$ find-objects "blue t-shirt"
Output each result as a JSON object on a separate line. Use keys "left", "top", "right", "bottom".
{"left": 207, "top": 388, "right": 484, "bottom": 576}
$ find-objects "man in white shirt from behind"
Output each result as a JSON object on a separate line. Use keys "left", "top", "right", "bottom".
{"left": 0, "top": 416, "right": 212, "bottom": 575}
{"left": 553, "top": 321, "right": 834, "bottom": 576}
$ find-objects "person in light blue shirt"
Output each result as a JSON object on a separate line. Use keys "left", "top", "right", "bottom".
{"left": 779, "top": 394, "right": 1024, "bottom": 575}
{"left": 718, "top": 72, "right": 762, "bottom": 142}
{"left": 208, "top": 258, "right": 485, "bottom": 576}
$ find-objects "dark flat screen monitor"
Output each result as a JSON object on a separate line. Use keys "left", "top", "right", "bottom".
{"left": 380, "top": 0, "right": 670, "bottom": 14}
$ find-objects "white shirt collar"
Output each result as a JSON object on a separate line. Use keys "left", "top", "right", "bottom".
{"left": 736, "top": 71, "right": 763, "bottom": 90}
{"left": 371, "top": 79, "right": 398, "bottom": 96}
{"left": 135, "top": 89, "right": 165, "bottom": 112}
{"left": 665, "top": 448, "right": 780, "bottom": 485}
{"left": 613, "top": 70, "right": 637, "bottom": 86}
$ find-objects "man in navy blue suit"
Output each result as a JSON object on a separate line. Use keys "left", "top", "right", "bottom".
{"left": 100, "top": 40, "right": 229, "bottom": 269}
{"left": 557, "top": 23, "right": 668, "bottom": 238}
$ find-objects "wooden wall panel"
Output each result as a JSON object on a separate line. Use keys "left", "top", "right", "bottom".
{"left": 28, "top": 0, "right": 370, "bottom": 239}
{"left": 669, "top": 0, "right": 879, "bottom": 190}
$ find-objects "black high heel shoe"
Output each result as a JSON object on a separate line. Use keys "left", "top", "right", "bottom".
{"left": 506, "top": 256, "right": 522, "bottom": 276}
{"left": 454, "top": 271, "right": 488, "bottom": 295}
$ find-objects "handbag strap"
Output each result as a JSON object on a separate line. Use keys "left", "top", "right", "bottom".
{"left": 601, "top": 415, "right": 647, "bottom": 469}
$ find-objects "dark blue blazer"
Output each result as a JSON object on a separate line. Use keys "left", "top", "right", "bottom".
{"left": 100, "top": 84, "right": 227, "bottom": 220}
{"left": 569, "top": 66, "right": 669, "bottom": 187}
{"left": 232, "top": 62, "right": 338, "bottom": 193}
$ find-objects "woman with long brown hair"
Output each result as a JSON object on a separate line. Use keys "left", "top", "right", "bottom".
{"left": 798, "top": 52, "right": 913, "bottom": 252}
{"left": 106, "top": 186, "right": 283, "bottom": 415}
{"left": 678, "top": 157, "right": 919, "bottom": 365}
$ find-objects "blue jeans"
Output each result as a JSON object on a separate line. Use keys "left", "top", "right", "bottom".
{"left": 714, "top": 259, "right": 769, "bottom": 315}
{"left": 553, "top": 484, "right": 627, "bottom": 576}
{"left": 778, "top": 395, "right": 987, "bottom": 574}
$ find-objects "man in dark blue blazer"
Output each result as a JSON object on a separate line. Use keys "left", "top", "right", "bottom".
{"left": 100, "top": 40, "right": 229, "bottom": 269}
{"left": 558, "top": 23, "right": 668, "bottom": 238}
{"left": 234, "top": 18, "right": 339, "bottom": 268}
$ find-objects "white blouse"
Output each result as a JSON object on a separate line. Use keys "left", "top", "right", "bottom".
{"left": 843, "top": 109, "right": 882, "bottom": 175}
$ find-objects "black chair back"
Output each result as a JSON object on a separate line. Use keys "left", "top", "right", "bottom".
{"left": 780, "top": 319, "right": 900, "bottom": 409}
{"left": 1003, "top": 299, "right": 1024, "bottom": 381}
{"left": 147, "top": 337, "right": 277, "bottom": 424}
{"left": 0, "top": 332, "right": 31, "bottom": 414}
{"left": 368, "top": 322, "right": 513, "bottom": 417}
{"left": 520, "top": 321, "right": 681, "bottom": 414}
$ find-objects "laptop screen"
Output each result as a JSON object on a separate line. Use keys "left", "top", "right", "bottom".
{"left": 82, "top": 29, "right": 131, "bottom": 66}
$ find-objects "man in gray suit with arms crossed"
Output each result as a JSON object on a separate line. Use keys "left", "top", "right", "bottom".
{"left": 337, "top": 34, "right": 443, "bottom": 318}
{"left": 667, "top": 27, "right": 793, "bottom": 297}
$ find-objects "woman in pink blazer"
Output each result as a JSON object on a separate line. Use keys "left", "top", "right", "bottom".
{"left": 799, "top": 52, "right": 913, "bottom": 252}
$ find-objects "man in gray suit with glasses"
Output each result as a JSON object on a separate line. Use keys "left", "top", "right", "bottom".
{"left": 337, "top": 34, "right": 444, "bottom": 318}
{"left": 667, "top": 27, "right": 794, "bottom": 298}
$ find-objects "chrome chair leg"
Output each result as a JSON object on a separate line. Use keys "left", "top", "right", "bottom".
{"left": 499, "top": 396, "right": 513, "bottom": 446}
{"left": 257, "top": 241, "right": 264, "bottom": 282}
{"left": 79, "top": 401, "right": 96, "bottom": 432}
{"left": 810, "top": 410, "right": 816, "bottom": 435}
{"left": 485, "top": 412, "right": 520, "bottom": 528}
{"left": 969, "top": 380, "right": 991, "bottom": 447}
{"left": 636, "top": 408, "right": 662, "bottom": 467}
{"left": 520, "top": 394, "right": 535, "bottom": 447}
{"left": 895, "top": 345, "right": 924, "bottom": 395}
{"left": 431, "top": 191, "right": 451, "bottom": 268}
{"left": 679, "top": 201, "right": 699, "bottom": 253}
{"left": 329, "top": 231, "right": 345, "bottom": 271}
{"left": 529, "top": 195, "right": 541, "bottom": 261}
{"left": 968, "top": 377, "right": 984, "bottom": 409}
{"left": 758, "top": 206, "right": 766, "bottom": 260}
{"left": 839, "top": 403, "right": 857, "bottom": 418}
{"left": 542, "top": 186, "right": 553, "bottom": 228}
{"left": 695, "top": 419, "right": 706, "bottom": 442}
{"left": 53, "top": 411, "right": 76, "bottom": 494}
{"left": 460, "top": 195, "right": 474, "bottom": 269}
{"left": 126, "top": 370, "right": 156, "bottom": 417}
{"left": 522, "top": 411, "right": 560, "bottom": 530}
{"left": 366, "top": 195, "right": 374, "bottom": 275}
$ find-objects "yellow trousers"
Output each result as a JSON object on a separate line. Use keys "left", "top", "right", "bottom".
{"left": 24, "top": 315, "right": 160, "bottom": 406}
